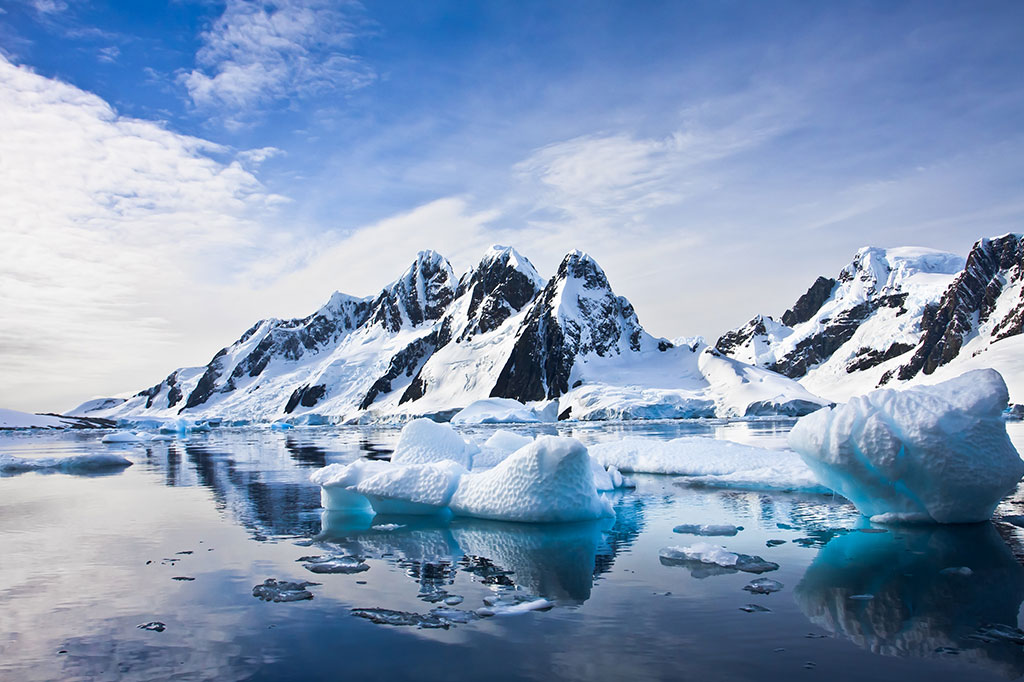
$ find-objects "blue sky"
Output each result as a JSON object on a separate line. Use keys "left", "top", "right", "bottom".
{"left": 2, "top": 0, "right": 1023, "bottom": 410}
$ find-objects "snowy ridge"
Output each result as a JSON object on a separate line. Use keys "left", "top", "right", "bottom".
{"left": 76, "top": 245, "right": 825, "bottom": 424}
{"left": 716, "top": 235, "right": 1024, "bottom": 403}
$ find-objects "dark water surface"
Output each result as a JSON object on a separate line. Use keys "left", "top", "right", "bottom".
{"left": 1, "top": 420, "right": 1023, "bottom": 681}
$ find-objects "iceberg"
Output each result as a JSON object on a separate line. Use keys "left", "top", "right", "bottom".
{"left": 471, "top": 429, "right": 535, "bottom": 469}
{"left": 310, "top": 459, "right": 390, "bottom": 512}
{"left": 450, "top": 398, "right": 557, "bottom": 424}
{"left": 449, "top": 436, "right": 614, "bottom": 523}
{"left": 0, "top": 452, "right": 133, "bottom": 475}
{"left": 101, "top": 431, "right": 149, "bottom": 443}
{"left": 589, "top": 437, "right": 829, "bottom": 493}
{"left": 389, "top": 418, "right": 477, "bottom": 469}
{"left": 788, "top": 369, "right": 1024, "bottom": 523}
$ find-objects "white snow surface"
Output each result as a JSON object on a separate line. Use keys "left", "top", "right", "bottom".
{"left": 788, "top": 369, "right": 1024, "bottom": 523}
{"left": 472, "top": 430, "right": 536, "bottom": 469}
{"left": 450, "top": 398, "right": 557, "bottom": 424}
{"left": 449, "top": 436, "right": 614, "bottom": 523}
{"left": 0, "top": 452, "right": 132, "bottom": 473}
{"left": 389, "top": 418, "right": 478, "bottom": 469}
{"left": 588, "top": 437, "right": 829, "bottom": 492}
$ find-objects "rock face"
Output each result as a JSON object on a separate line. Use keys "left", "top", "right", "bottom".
{"left": 892, "top": 234, "right": 1024, "bottom": 382}
{"left": 82, "top": 245, "right": 825, "bottom": 423}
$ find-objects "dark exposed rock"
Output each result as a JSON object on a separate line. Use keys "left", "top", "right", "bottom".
{"left": 844, "top": 342, "right": 915, "bottom": 373}
{"left": 782, "top": 276, "right": 836, "bottom": 327}
{"left": 454, "top": 247, "right": 543, "bottom": 343}
{"left": 362, "top": 332, "right": 439, "bottom": 409}
{"left": 491, "top": 251, "right": 650, "bottom": 401}
{"left": 897, "top": 234, "right": 1024, "bottom": 380}
{"left": 367, "top": 251, "right": 455, "bottom": 333}
{"left": 284, "top": 384, "right": 327, "bottom": 414}
{"left": 770, "top": 300, "right": 875, "bottom": 378}
{"left": 716, "top": 315, "right": 771, "bottom": 356}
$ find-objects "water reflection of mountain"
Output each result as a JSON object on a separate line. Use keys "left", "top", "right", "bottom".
{"left": 795, "top": 523, "right": 1024, "bottom": 678}
{"left": 317, "top": 496, "right": 646, "bottom": 605}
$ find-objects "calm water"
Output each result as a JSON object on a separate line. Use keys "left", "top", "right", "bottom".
{"left": 2, "top": 420, "right": 1024, "bottom": 682}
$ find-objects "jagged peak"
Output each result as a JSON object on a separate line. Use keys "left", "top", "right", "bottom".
{"left": 473, "top": 245, "right": 544, "bottom": 286}
{"left": 555, "top": 249, "right": 610, "bottom": 290}
{"left": 369, "top": 251, "right": 456, "bottom": 332}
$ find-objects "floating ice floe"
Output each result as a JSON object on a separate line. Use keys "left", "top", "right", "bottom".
{"left": 450, "top": 398, "right": 557, "bottom": 425}
{"left": 449, "top": 436, "right": 614, "bottom": 523}
{"left": 744, "top": 578, "right": 784, "bottom": 594}
{"left": 673, "top": 523, "right": 743, "bottom": 537}
{"left": 298, "top": 555, "right": 370, "bottom": 574}
{"left": 589, "top": 437, "right": 829, "bottom": 493}
{"left": 101, "top": 431, "right": 149, "bottom": 444}
{"left": 351, "top": 607, "right": 465, "bottom": 629}
{"left": 788, "top": 369, "right": 1024, "bottom": 523}
{"left": 659, "top": 542, "right": 779, "bottom": 574}
{"left": 389, "top": 418, "right": 477, "bottom": 469}
{"left": 476, "top": 595, "right": 553, "bottom": 617}
{"left": 0, "top": 452, "right": 133, "bottom": 474}
{"left": 252, "top": 578, "right": 319, "bottom": 602}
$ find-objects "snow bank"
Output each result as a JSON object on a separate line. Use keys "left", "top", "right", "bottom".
{"left": 0, "top": 409, "right": 68, "bottom": 429}
{"left": 355, "top": 460, "right": 466, "bottom": 515}
{"left": 449, "top": 436, "right": 614, "bottom": 523}
{"left": 389, "top": 418, "right": 477, "bottom": 468}
{"left": 450, "top": 398, "right": 556, "bottom": 425}
{"left": 0, "top": 452, "right": 133, "bottom": 474}
{"left": 789, "top": 369, "right": 1024, "bottom": 523}
{"left": 589, "top": 437, "right": 829, "bottom": 493}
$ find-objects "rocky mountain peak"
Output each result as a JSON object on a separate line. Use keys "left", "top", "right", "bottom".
{"left": 368, "top": 250, "right": 456, "bottom": 333}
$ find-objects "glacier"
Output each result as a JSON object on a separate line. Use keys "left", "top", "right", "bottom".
{"left": 788, "top": 369, "right": 1024, "bottom": 523}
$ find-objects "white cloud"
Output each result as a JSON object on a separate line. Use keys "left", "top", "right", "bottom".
{"left": 0, "top": 55, "right": 294, "bottom": 411}
{"left": 29, "top": 0, "right": 67, "bottom": 14}
{"left": 180, "top": 0, "right": 374, "bottom": 121}
{"left": 97, "top": 45, "right": 119, "bottom": 63}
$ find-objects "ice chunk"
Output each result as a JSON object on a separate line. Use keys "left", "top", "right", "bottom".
{"left": 137, "top": 621, "right": 166, "bottom": 632}
{"left": 299, "top": 555, "right": 370, "bottom": 574}
{"left": 351, "top": 607, "right": 452, "bottom": 629}
{"left": 389, "top": 418, "right": 477, "bottom": 468}
{"left": 450, "top": 398, "right": 556, "bottom": 425}
{"left": 673, "top": 523, "right": 742, "bottom": 537}
{"left": 744, "top": 578, "right": 784, "bottom": 594}
{"left": 589, "top": 437, "right": 829, "bottom": 493}
{"left": 788, "top": 369, "right": 1024, "bottom": 523}
{"left": 449, "top": 436, "right": 614, "bottom": 523}
{"left": 0, "top": 452, "right": 132, "bottom": 474}
{"left": 310, "top": 459, "right": 390, "bottom": 512}
{"left": 476, "top": 597, "right": 553, "bottom": 617}
{"left": 659, "top": 543, "right": 779, "bottom": 574}
{"left": 356, "top": 460, "right": 466, "bottom": 515}
{"left": 740, "top": 604, "right": 771, "bottom": 613}
{"left": 101, "top": 431, "right": 147, "bottom": 443}
{"left": 251, "top": 578, "right": 319, "bottom": 602}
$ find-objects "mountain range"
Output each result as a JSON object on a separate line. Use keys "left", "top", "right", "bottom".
{"left": 71, "top": 235, "right": 1023, "bottom": 424}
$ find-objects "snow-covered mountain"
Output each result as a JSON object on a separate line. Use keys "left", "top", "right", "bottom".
{"left": 715, "top": 234, "right": 1024, "bottom": 402}
{"left": 75, "top": 246, "right": 826, "bottom": 424}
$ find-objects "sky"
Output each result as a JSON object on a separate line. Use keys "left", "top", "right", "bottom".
{"left": 1, "top": 0, "right": 1023, "bottom": 412}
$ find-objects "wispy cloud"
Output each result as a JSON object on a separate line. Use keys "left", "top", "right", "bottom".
{"left": 97, "top": 45, "right": 119, "bottom": 63}
{"left": 0, "top": 55, "right": 292, "bottom": 410}
{"left": 180, "top": 0, "right": 375, "bottom": 125}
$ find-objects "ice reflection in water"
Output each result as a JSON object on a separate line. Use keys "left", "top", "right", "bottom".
{"left": 795, "top": 523, "right": 1024, "bottom": 677}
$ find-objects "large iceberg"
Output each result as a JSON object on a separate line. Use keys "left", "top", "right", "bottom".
{"left": 450, "top": 436, "right": 614, "bottom": 523}
{"left": 788, "top": 369, "right": 1024, "bottom": 523}
{"left": 311, "top": 459, "right": 390, "bottom": 511}
{"left": 355, "top": 460, "right": 467, "bottom": 515}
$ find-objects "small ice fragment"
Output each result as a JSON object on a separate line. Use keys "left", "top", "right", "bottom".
{"left": 934, "top": 646, "right": 960, "bottom": 655}
{"left": 848, "top": 594, "right": 874, "bottom": 601}
{"left": 172, "top": 576, "right": 194, "bottom": 581}
{"left": 429, "top": 607, "right": 476, "bottom": 624}
{"left": 137, "top": 622, "right": 166, "bottom": 632}
{"left": 300, "top": 555, "right": 370, "bottom": 574}
{"left": 252, "top": 578, "right": 319, "bottom": 602}
{"left": 443, "top": 596, "right": 464, "bottom": 606}
{"left": 766, "top": 539, "right": 787, "bottom": 547}
{"left": 659, "top": 543, "right": 779, "bottom": 574}
{"left": 176, "top": 551, "right": 193, "bottom": 555}
{"left": 939, "top": 566, "right": 973, "bottom": 576}
{"left": 743, "top": 578, "right": 784, "bottom": 594}
{"left": 351, "top": 608, "right": 451, "bottom": 629}
{"left": 372, "top": 524, "right": 404, "bottom": 531}
{"left": 740, "top": 604, "right": 771, "bottom": 613}
{"left": 672, "top": 524, "right": 742, "bottom": 537}
{"left": 0, "top": 452, "right": 132, "bottom": 474}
